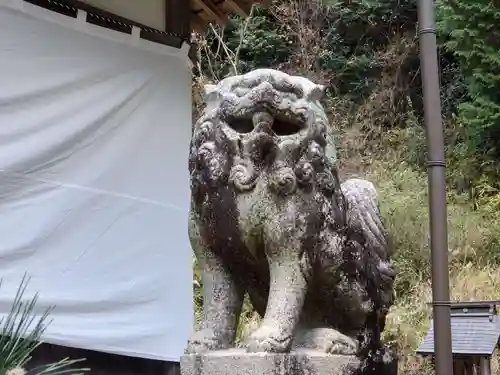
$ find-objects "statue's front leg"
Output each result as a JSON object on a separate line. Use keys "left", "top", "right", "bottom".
{"left": 186, "top": 227, "right": 244, "bottom": 354}
{"left": 246, "top": 246, "right": 307, "bottom": 353}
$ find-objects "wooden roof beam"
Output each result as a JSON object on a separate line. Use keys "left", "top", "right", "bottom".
{"left": 165, "top": 0, "right": 191, "bottom": 39}
{"left": 194, "top": 0, "right": 228, "bottom": 25}
{"left": 191, "top": 12, "right": 208, "bottom": 33}
{"left": 224, "top": 0, "right": 252, "bottom": 17}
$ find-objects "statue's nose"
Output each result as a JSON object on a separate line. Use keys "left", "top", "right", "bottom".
{"left": 252, "top": 112, "right": 274, "bottom": 134}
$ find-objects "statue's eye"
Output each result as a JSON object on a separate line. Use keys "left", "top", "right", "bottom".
{"left": 227, "top": 118, "right": 254, "bottom": 134}
{"left": 225, "top": 113, "right": 304, "bottom": 136}
{"left": 272, "top": 118, "right": 302, "bottom": 136}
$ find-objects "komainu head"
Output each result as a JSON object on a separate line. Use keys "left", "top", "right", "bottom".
{"left": 189, "top": 69, "right": 338, "bottom": 195}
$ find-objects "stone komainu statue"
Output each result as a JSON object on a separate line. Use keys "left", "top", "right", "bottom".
{"left": 187, "top": 69, "right": 395, "bottom": 360}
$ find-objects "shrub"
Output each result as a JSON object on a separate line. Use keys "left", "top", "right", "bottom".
{"left": 0, "top": 275, "right": 88, "bottom": 375}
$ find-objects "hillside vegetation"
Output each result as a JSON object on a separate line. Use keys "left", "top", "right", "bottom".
{"left": 192, "top": 1, "right": 500, "bottom": 374}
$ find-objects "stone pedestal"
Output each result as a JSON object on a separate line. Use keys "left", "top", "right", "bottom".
{"left": 181, "top": 349, "right": 361, "bottom": 375}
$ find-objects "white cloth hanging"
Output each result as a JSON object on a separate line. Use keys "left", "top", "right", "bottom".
{"left": 0, "top": 1, "right": 193, "bottom": 361}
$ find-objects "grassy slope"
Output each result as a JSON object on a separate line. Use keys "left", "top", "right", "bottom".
{"left": 372, "top": 161, "right": 500, "bottom": 375}
{"left": 342, "top": 118, "right": 500, "bottom": 374}
{"left": 333, "top": 86, "right": 500, "bottom": 373}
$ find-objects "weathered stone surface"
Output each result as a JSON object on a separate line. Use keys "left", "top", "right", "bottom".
{"left": 181, "top": 349, "right": 360, "bottom": 375}
{"left": 185, "top": 68, "right": 396, "bottom": 373}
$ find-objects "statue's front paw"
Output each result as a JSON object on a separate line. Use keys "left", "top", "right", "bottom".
{"left": 185, "top": 328, "right": 219, "bottom": 354}
{"left": 293, "top": 327, "right": 358, "bottom": 355}
{"left": 245, "top": 324, "right": 292, "bottom": 353}
{"left": 327, "top": 334, "right": 358, "bottom": 355}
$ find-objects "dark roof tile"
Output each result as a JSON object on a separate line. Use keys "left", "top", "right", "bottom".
{"left": 417, "top": 315, "right": 500, "bottom": 355}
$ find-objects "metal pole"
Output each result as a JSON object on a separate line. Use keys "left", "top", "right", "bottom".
{"left": 417, "top": 1, "right": 453, "bottom": 375}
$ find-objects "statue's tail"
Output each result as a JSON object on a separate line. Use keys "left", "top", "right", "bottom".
{"left": 340, "top": 178, "right": 395, "bottom": 311}
{"left": 341, "top": 179, "right": 389, "bottom": 260}
{"left": 341, "top": 178, "right": 397, "bottom": 374}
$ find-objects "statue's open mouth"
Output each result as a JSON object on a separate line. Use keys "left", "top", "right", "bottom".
{"left": 226, "top": 112, "right": 304, "bottom": 136}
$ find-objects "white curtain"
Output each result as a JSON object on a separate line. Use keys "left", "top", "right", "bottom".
{"left": 0, "top": 1, "right": 193, "bottom": 361}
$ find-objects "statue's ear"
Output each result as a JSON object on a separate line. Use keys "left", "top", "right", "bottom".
{"left": 308, "top": 84, "right": 326, "bottom": 103}
{"left": 203, "top": 84, "right": 218, "bottom": 104}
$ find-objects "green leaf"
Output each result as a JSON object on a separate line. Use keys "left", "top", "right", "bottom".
{"left": 0, "top": 275, "right": 90, "bottom": 375}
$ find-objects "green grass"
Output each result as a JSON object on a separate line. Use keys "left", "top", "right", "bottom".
{"left": 365, "top": 130, "right": 500, "bottom": 374}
